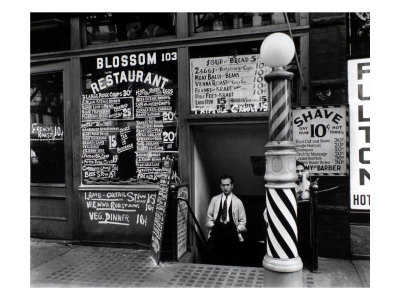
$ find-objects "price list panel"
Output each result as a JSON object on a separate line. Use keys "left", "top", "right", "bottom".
{"left": 135, "top": 87, "right": 177, "bottom": 182}
{"left": 293, "top": 106, "right": 348, "bottom": 176}
{"left": 80, "top": 190, "right": 158, "bottom": 245}
{"left": 81, "top": 49, "right": 178, "bottom": 185}
{"left": 190, "top": 54, "right": 272, "bottom": 114}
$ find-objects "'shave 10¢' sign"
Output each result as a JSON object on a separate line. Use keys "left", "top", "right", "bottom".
{"left": 293, "top": 106, "right": 348, "bottom": 176}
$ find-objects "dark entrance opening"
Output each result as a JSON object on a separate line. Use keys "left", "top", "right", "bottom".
{"left": 192, "top": 123, "right": 268, "bottom": 267}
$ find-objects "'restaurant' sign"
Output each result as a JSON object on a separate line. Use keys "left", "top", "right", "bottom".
{"left": 293, "top": 106, "right": 348, "bottom": 176}
{"left": 348, "top": 58, "right": 370, "bottom": 210}
{"left": 190, "top": 54, "right": 271, "bottom": 114}
{"left": 80, "top": 49, "right": 178, "bottom": 184}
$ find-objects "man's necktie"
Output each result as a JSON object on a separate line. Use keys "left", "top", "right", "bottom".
{"left": 222, "top": 196, "right": 228, "bottom": 222}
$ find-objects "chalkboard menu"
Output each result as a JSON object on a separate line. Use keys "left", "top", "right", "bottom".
{"left": 150, "top": 158, "right": 174, "bottom": 264}
{"left": 81, "top": 49, "right": 178, "bottom": 185}
{"left": 190, "top": 54, "right": 271, "bottom": 114}
{"left": 135, "top": 88, "right": 178, "bottom": 182}
{"left": 80, "top": 190, "right": 158, "bottom": 245}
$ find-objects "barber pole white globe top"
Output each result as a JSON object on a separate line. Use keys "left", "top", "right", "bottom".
{"left": 260, "top": 33, "right": 295, "bottom": 68}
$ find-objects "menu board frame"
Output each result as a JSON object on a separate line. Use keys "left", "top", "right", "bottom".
{"left": 189, "top": 54, "right": 271, "bottom": 115}
{"left": 79, "top": 189, "right": 159, "bottom": 245}
{"left": 80, "top": 49, "right": 178, "bottom": 185}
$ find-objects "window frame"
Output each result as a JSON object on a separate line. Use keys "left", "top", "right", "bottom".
{"left": 30, "top": 62, "right": 72, "bottom": 188}
{"left": 80, "top": 13, "right": 179, "bottom": 49}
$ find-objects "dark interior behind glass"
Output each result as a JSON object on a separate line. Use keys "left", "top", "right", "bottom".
{"left": 30, "top": 72, "right": 65, "bottom": 184}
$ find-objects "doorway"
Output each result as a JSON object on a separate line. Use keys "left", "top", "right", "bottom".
{"left": 30, "top": 62, "right": 75, "bottom": 239}
{"left": 192, "top": 123, "right": 268, "bottom": 266}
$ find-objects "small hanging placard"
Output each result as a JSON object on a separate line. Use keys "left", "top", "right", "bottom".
{"left": 150, "top": 158, "right": 174, "bottom": 264}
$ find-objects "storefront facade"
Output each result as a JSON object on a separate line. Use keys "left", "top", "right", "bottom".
{"left": 30, "top": 12, "right": 369, "bottom": 263}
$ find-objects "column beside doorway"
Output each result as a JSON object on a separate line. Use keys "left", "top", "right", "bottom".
{"left": 260, "top": 33, "right": 302, "bottom": 273}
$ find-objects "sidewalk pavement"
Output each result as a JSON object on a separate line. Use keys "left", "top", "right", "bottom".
{"left": 30, "top": 238, "right": 369, "bottom": 288}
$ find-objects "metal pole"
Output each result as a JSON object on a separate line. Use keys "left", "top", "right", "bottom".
{"left": 177, "top": 197, "right": 208, "bottom": 246}
{"left": 310, "top": 181, "right": 319, "bottom": 272}
{"left": 283, "top": 12, "right": 305, "bottom": 89}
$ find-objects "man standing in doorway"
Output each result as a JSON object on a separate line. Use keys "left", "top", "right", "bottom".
{"left": 205, "top": 175, "right": 247, "bottom": 265}
{"left": 295, "top": 161, "right": 310, "bottom": 201}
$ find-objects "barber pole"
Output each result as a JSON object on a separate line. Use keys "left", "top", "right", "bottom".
{"left": 269, "top": 78, "right": 293, "bottom": 141}
{"left": 265, "top": 188, "right": 298, "bottom": 260}
{"left": 263, "top": 68, "right": 302, "bottom": 272}
{"left": 259, "top": 32, "right": 302, "bottom": 273}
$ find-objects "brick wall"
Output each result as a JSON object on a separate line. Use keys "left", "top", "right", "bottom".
{"left": 309, "top": 13, "right": 351, "bottom": 258}
{"left": 309, "top": 13, "right": 347, "bottom": 105}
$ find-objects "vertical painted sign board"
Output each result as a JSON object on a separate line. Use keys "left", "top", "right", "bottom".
{"left": 348, "top": 58, "right": 370, "bottom": 210}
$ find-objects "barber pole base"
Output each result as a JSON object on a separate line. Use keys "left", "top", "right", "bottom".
{"left": 263, "top": 141, "right": 303, "bottom": 273}
{"left": 263, "top": 255, "right": 303, "bottom": 273}
{"left": 263, "top": 186, "right": 303, "bottom": 272}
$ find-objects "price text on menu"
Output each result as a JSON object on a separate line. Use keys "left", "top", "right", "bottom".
{"left": 293, "top": 106, "right": 348, "bottom": 175}
{"left": 190, "top": 54, "right": 271, "bottom": 114}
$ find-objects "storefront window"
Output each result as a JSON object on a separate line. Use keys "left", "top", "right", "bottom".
{"left": 30, "top": 72, "right": 65, "bottom": 184}
{"left": 80, "top": 49, "right": 178, "bottom": 185}
{"left": 347, "top": 13, "right": 370, "bottom": 58}
{"left": 31, "top": 13, "right": 70, "bottom": 54}
{"left": 84, "top": 13, "right": 176, "bottom": 45}
{"left": 192, "top": 13, "right": 295, "bottom": 33}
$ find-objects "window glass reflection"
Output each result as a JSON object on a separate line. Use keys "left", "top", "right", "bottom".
{"left": 30, "top": 72, "right": 65, "bottom": 184}
{"left": 30, "top": 13, "right": 70, "bottom": 54}
{"left": 193, "top": 13, "right": 296, "bottom": 33}
{"left": 85, "top": 13, "right": 176, "bottom": 45}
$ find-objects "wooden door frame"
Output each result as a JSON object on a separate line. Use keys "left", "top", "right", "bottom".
{"left": 30, "top": 61, "right": 76, "bottom": 240}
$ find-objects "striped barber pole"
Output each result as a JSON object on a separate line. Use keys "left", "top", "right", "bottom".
{"left": 269, "top": 79, "right": 292, "bottom": 142}
{"left": 263, "top": 67, "right": 302, "bottom": 272}
{"left": 265, "top": 187, "right": 298, "bottom": 259}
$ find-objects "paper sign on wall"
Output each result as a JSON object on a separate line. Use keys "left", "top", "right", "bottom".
{"left": 293, "top": 106, "right": 348, "bottom": 176}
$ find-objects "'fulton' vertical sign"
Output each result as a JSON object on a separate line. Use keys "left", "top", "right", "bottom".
{"left": 348, "top": 58, "right": 370, "bottom": 210}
